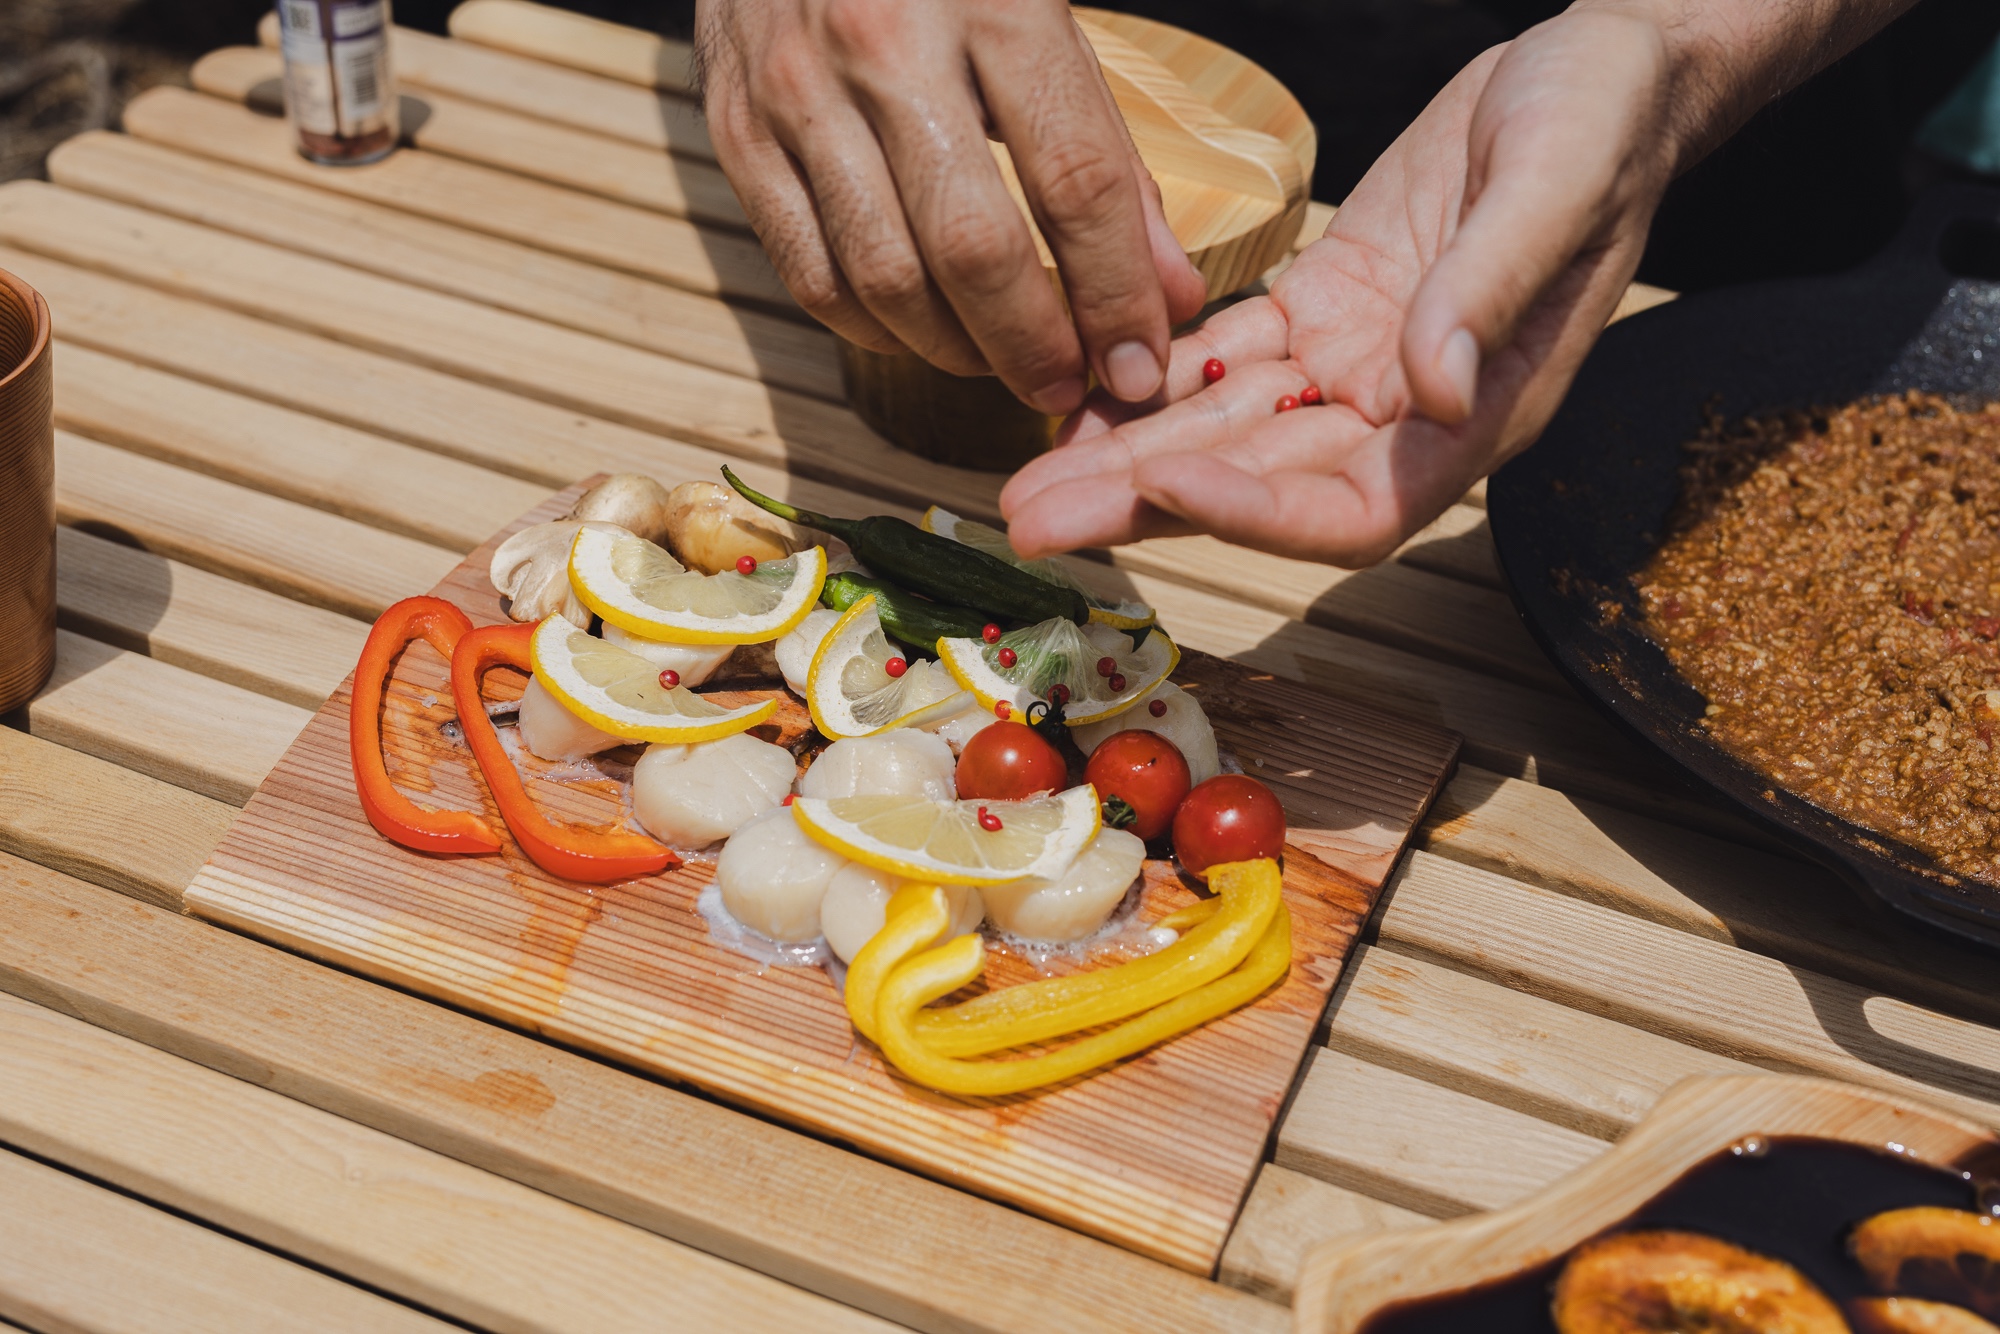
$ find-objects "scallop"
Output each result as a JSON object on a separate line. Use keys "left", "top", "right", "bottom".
{"left": 633, "top": 731, "right": 797, "bottom": 847}
{"left": 925, "top": 702, "right": 997, "bottom": 755}
{"left": 820, "top": 863, "right": 984, "bottom": 963}
{"left": 775, "top": 606, "right": 842, "bottom": 695}
{"left": 981, "top": 827, "right": 1146, "bottom": 942}
{"left": 799, "top": 729, "right": 956, "bottom": 801}
{"left": 601, "top": 623, "right": 736, "bottom": 686}
{"left": 713, "top": 806, "right": 846, "bottom": 943}
{"left": 516, "top": 675, "right": 625, "bottom": 761}
{"left": 1071, "top": 680, "right": 1220, "bottom": 784}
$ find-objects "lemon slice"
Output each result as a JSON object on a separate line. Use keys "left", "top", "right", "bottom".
{"left": 569, "top": 526, "right": 826, "bottom": 644}
{"left": 530, "top": 614, "right": 778, "bottom": 742}
{"left": 921, "top": 506, "right": 1155, "bottom": 630}
{"left": 806, "top": 596, "right": 967, "bottom": 739}
{"left": 792, "top": 785, "right": 1101, "bottom": 885}
{"left": 938, "top": 615, "right": 1179, "bottom": 726}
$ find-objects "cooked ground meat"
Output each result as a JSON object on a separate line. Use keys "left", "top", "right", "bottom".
{"left": 1637, "top": 391, "right": 2000, "bottom": 883}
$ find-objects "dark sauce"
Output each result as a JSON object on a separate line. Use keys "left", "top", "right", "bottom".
{"left": 1359, "top": 1137, "right": 1990, "bottom": 1334}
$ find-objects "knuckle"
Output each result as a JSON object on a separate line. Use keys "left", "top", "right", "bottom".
{"left": 840, "top": 236, "right": 929, "bottom": 310}
{"left": 817, "top": 0, "right": 906, "bottom": 65}
{"left": 927, "top": 211, "right": 1028, "bottom": 291}
{"left": 746, "top": 42, "right": 818, "bottom": 110}
{"left": 1029, "top": 142, "right": 1128, "bottom": 230}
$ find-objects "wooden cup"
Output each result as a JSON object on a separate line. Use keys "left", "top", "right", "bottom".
{"left": 0, "top": 266, "right": 54, "bottom": 714}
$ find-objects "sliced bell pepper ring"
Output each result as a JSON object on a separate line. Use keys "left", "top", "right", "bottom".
{"left": 451, "top": 621, "right": 679, "bottom": 884}
{"left": 868, "top": 862, "right": 1291, "bottom": 1097}
{"left": 351, "top": 596, "right": 503, "bottom": 856}
{"left": 908, "top": 859, "right": 1280, "bottom": 1059}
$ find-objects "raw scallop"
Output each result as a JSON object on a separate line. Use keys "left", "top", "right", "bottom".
{"left": 601, "top": 622, "right": 736, "bottom": 686}
{"left": 775, "top": 607, "right": 841, "bottom": 695}
{"left": 713, "top": 806, "right": 846, "bottom": 943}
{"left": 633, "top": 731, "right": 796, "bottom": 847}
{"left": 1071, "top": 680, "right": 1220, "bottom": 784}
{"left": 517, "top": 675, "right": 625, "bottom": 761}
{"left": 799, "top": 729, "right": 956, "bottom": 801}
{"left": 981, "top": 827, "right": 1146, "bottom": 942}
{"left": 820, "top": 863, "right": 984, "bottom": 963}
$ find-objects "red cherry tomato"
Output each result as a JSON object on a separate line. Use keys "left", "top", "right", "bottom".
{"left": 1084, "top": 731, "right": 1191, "bottom": 843}
{"left": 1172, "top": 775, "right": 1286, "bottom": 879}
{"left": 955, "top": 721, "right": 1067, "bottom": 800}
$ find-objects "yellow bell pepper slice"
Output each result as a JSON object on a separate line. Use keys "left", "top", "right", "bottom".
{"left": 845, "top": 881, "right": 955, "bottom": 1045}
{"left": 871, "top": 875, "right": 1292, "bottom": 1097}
{"left": 909, "top": 858, "right": 1282, "bottom": 1058}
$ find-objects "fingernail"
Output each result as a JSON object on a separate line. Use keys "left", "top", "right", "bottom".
{"left": 1439, "top": 327, "right": 1479, "bottom": 420}
{"left": 1028, "top": 376, "right": 1086, "bottom": 416}
{"left": 1104, "top": 341, "right": 1163, "bottom": 403}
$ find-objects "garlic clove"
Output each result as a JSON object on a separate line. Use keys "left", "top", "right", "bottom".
{"left": 490, "top": 519, "right": 631, "bottom": 623}
{"left": 663, "top": 479, "right": 805, "bottom": 575}
{"left": 565, "top": 474, "right": 674, "bottom": 546}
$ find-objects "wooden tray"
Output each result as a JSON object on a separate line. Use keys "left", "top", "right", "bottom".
{"left": 185, "top": 479, "right": 1459, "bottom": 1273}
{"left": 1294, "top": 1073, "right": 2000, "bottom": 1332}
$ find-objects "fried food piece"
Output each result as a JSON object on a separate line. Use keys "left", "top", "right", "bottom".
{"left": 1849, "top": 1296, "right": 2000, "bottom": 1333}
{"left": 1552, "top": 1230, "right": 1848, "bottom": 1333}
{"left": 1852, "top": 1209, "right": 2000, "bottom": 1318}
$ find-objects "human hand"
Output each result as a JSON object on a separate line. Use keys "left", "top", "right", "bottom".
{"left": 999, "top": 7, "right": 1681, "bottom": 565}
{"left": 694, "top": 0, "right": 1208, "bottom": 415}
{"left": 1001, "top": 0, "right": 1922, "bottom": 565}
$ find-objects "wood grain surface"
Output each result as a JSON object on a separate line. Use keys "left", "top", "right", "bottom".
{"left": 185, "top": 479, "right": 1460, "bottom": 1273}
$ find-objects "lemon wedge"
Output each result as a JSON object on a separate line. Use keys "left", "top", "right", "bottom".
{"left": 937, "top": 615, "right": 1179, "bottom": 726}
{"left": 569, "top": 526, "right": 826, "bottom": 644}
{"left": 530, "top": 614, "right": 778, "bottom": 742}
{"left": 805, "top": 595, "right": 970, "bottom": 739}
{"left": 921, "top": 506, "right": 1155, "bottom": 630}
{"left": 791, "top": 785, "right": 1101, "bottom": 885}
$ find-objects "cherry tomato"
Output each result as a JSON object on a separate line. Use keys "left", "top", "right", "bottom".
{"left": 1084, "top": 731, "right": 1191, "bottom": 842}
{"left": 955, "top": 721, "right": 1067, "bottom": 800}
{"left": 1172, "top": 775, "right": 1286, "bottom": 879}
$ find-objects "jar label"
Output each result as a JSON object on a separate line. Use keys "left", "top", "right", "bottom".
{"left": 278, "top": 0, "right": 395, "bottom": 142}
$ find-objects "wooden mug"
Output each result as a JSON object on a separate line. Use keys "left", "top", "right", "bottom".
{"left": 0, "top": 266, "right": 53, "bottom": 715}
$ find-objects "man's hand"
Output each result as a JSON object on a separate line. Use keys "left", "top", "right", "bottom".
{"left": 998, "top": 0, "right": 1920, "bottom": 565}
{"left": 696, "top": 0, "right": 1207, "bottom": 416}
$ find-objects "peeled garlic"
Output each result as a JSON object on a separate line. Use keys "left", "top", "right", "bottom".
{"left": 490, "top": 519, "right": 629, "bottom": 623}
{"left": 566, "top": 474, "right": 674, "bottom": 545}
{"left": 663, "top": 479, "right": 804, "bottom": 574}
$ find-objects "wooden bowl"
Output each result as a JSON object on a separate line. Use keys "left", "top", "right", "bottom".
{"left": 0, "top": 265, "right": 53, "bottom": 715}
{"left": 843, "top": 10, "right": 1316, "bottom": 471}
{"left": 1293, "top": 1074, "right": 2000, "bottom": 1333}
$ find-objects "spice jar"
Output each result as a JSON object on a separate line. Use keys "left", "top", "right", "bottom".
{"left": 277, "top": 0, "right": 399, "bottom": 164}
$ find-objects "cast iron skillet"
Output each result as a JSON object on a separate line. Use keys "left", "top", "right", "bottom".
{"left": 1489, "top": 184, "right": 2000, "bottom": 951}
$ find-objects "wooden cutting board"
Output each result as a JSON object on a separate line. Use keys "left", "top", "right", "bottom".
{"left": 185, "top": 479, "right": 1460, "bottom": 1273}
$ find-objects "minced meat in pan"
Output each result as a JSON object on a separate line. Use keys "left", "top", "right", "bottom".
{"left": 1638, "top": 391, "right": 2000, "bottom": 884}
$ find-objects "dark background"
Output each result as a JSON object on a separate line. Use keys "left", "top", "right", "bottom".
{"left": 4, "top": 0, "right": 1999, "bottom": 293}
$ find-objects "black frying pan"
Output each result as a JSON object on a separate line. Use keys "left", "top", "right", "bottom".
{"left": 1489, "top": 184, "right": 2000, "bottom": 951}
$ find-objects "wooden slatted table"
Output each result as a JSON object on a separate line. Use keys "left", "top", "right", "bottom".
{"left": 5, "top": 4, "right": 1998, "bottom": 1328}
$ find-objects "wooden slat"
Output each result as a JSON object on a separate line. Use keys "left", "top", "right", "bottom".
{"left": 51, "top": 123, "right": 840, "bottom": 400}
{"left": 1218, "top": 1165, "right": 1424, "bottom": 1306}
{"left": 1420, "top": 765, "right": 2000, "bottom": 1031}
{"left": 0, "top": 856, "right": 1284, "bottom": 1334}
{"left": 212, "top": 42, "right": 742, "bottom": 227}
{"left": 55, "top": 339, "right": 544, "bottom": 552}
{"left": 0, "top": 726, "right": 234, "bottom": 910}
{"left": 1613, "top": 282, "right": 1678, "bottom": 322}
{"left": 1325, "top": 944, "right": 1756, "bottom": 1140}
{"left": 0, "top": 989, "right": 900, "bottom": 1333}
{"left": 1381, "top": 850, "right": 2000, "bottom": 1127}
{"left": 451, "top": 0, "right": 698, "bottom": 95}
{"left": 1392, "top": 502, "right": 1501, "bottom": 588}
{"left": 1276, "top": 1048, "right": 1605, "bottom": 1217}
{"left": 0, "top": 1147, "right": 451, "bottom": 1334}
{"left": 352, "top": 19, "right": 717, "bottom": 157}
{"left": 0, "top": 180, "right": 1011, "bottom": 523}
{"left": 141, "top": 81, "right": 785, "bottom": 310}
{"left": 58, "top": 526, "right": 365, "bottom": 710}
{"left": 57, "top": 431, "right": 458, "bottom": 619}
{"left": 29, "top": 629, "right": 308, "bottom": 805}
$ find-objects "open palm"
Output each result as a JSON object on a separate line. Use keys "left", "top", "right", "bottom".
{"left": 1000, "top": 12, "right": 1679, "bottom": 566}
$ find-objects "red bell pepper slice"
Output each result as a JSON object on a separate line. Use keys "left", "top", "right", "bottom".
{"left": 451, "top": 622, "right": 679, "bottom": 883}
{"left": 351, "top": 597, "right": 504, "bottom": 856}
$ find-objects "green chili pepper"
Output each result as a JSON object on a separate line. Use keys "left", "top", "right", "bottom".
{"left": 821, "top": 572, "right": 988, "bottom": 654}
{"left": 723, "top": 468, "right": 1088, "bottom": 625}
